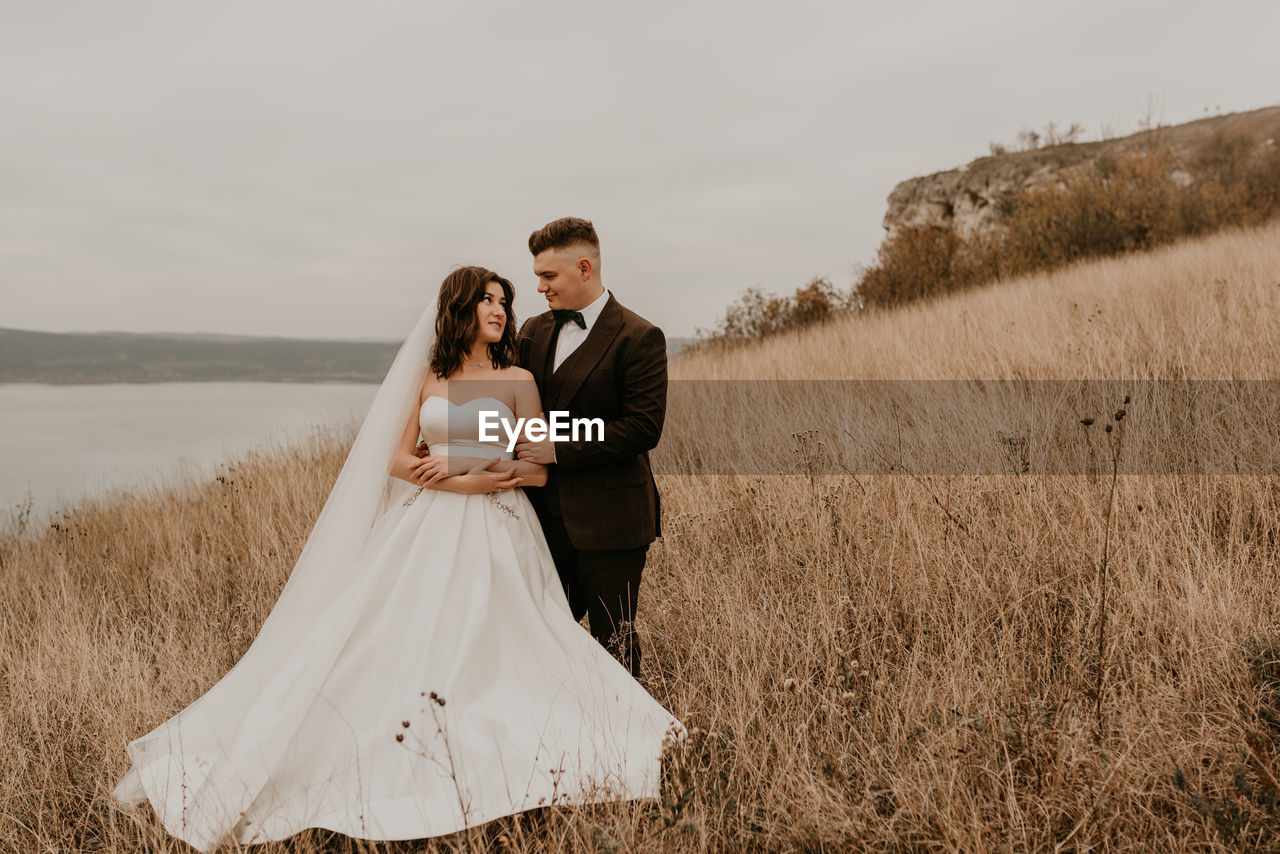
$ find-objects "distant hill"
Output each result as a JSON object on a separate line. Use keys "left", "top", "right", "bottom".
{"left": 666, "top": 337, "right": 698, "bottom": 358}
{"left": 0, "top": 328, "right": 700, "bottom": 384}
{"left": 0, "top": 329, "right": 400, "bottom": 384}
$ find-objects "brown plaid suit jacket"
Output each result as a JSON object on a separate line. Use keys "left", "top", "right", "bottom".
{"left": 517, "top": 293, "right": 666, "bottom": 551}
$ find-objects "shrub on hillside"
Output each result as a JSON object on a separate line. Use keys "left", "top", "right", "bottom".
{"left": 1191, "top": 125, "right": 1280, "bottom": 225}
{"left": 998, "top": 147, "right": 1188, "bottom": 271}
{"left": 855, "top": 225, "right": 1004, "bottom": 308}
{"left": 698, "top": 277, "right": 857, "bottom": 347}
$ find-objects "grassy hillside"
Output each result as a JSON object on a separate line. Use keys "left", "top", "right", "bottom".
{"left": 677, "top": 221, "right": 1280, "bottom": 381}
{"left": 3, "top": 222, "right": 1280, "bottom": 851}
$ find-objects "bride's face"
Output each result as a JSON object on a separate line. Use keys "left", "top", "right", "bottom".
{"left": 473, "top": 280, "right": 508, "bottom": 345}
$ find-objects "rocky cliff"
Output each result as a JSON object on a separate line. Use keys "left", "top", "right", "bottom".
{"left": 882, "top": 105, "right": 1280, "bottom": 241}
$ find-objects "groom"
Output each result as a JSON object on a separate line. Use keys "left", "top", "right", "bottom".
{"left": 513, "top": 217, "right": 667, "bottom": 678}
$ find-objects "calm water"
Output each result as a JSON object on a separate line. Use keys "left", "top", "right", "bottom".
{"left": 0, "top": 382, "right": 379, "bottom": 526}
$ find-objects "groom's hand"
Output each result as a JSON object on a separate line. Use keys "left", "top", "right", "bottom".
{"left": 414, "top": 441, "right": 430, "bottom": 459}
{"left": 514, "top": 437, "right": 555, "bottom": 466}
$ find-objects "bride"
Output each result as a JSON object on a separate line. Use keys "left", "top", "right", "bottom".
{"left": 112, "top": 266, "right": 682, "bottom": 852}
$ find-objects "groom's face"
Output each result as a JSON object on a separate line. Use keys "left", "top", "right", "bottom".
{"left": 533, "top": 246, "right": 594, "bottom": 311}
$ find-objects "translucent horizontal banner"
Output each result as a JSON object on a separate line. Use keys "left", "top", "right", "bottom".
{"left": 652, "top": 380, "right": 1280, "bottom": 475}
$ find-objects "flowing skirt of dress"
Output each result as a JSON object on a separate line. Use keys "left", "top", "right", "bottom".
{"left": 112, "top": 485, "right": 680, "bottom": 852}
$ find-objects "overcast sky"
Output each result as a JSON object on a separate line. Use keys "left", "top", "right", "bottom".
{"left": 2, "top": 1, "right": 1277, "bottom": 341}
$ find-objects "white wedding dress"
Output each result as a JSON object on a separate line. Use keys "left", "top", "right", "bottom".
{"left": 113, "top": 395, "right": 680, "bottom": 852}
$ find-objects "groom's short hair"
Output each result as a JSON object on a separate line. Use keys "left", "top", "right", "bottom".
{"left": 528, "top": 217, "right": 600, "bottom": 257}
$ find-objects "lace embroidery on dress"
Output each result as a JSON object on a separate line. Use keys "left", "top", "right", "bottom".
{"left": 486, "top": 491, "right": 520, "bottom": 519}
{"left": 403, "top": 486, "right": 517, "bottom": 518}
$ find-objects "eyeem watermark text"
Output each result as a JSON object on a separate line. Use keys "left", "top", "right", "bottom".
{"left": 479, "top": 410, "right": 604, "bottom": 452}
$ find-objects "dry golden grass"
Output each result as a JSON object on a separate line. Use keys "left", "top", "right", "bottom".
{"left": 3, "top": 221, "right": 1280, "bottom": 852}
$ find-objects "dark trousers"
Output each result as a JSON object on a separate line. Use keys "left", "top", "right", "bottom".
{"left": 541, "top": 513, "right": 648, "bottom": 677}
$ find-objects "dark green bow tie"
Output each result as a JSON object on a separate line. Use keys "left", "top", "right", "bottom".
{"left": 552, "top": 309, "right": 587, "bottom": 330}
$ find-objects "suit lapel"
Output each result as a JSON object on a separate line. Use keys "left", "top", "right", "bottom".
{"left": 550, "top": 294, "right": 623, "bottom": 411}
{"left": 524, "top": 313, "right": 555, "bottom": 390}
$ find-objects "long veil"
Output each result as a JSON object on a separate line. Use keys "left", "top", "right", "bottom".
{"left": 112, "top": 298, "right": 438, "bottom": 843}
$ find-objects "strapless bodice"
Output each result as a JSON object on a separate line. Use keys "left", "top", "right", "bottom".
{"left": 419, "top": 396, "right": 515, "bottom": 460}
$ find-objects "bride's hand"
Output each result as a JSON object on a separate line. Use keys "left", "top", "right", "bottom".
{"left": 408, "top": 455, "right": 448, "bottom": 486}
{"left": 421, "top": 472, "right": 520, "bottom": 494}
{"left": 408, "top": 454, "right": 475, "bottom": 485}
{"left": 465, "top": 459, "right": 522, "bottom": 493}
{"left": 419, "top": 460, "right": 521, "bottom": 494}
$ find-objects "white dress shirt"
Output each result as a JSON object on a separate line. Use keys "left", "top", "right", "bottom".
{"left": 552, "top": 288, "right": 609, "bottom": 372}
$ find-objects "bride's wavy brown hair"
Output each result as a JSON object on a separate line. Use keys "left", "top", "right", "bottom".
{"left": 429, "top": 266, "right": 519, "bottom": 379}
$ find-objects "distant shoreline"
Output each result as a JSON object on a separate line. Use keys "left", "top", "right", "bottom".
{"left": 0, "top": 328, "right": 697, "bottom": 384}
{"left": 0, "top": 375, "right": 388, "bottom": 386}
